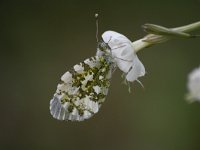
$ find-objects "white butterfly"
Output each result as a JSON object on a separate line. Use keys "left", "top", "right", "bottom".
{"left": 50, "top": 31, "right": 145, "bottom": 121}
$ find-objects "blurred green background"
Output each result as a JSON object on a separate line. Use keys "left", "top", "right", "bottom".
{"left": 1, "top": 0, "right": 200, "bottom": 150}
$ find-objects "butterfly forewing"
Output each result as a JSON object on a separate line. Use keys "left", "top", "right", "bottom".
{"left": 50, "top": 56, "right": 113, "bottom": 121}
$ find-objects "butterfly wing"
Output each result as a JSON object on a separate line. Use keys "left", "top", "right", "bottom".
{"left": 50, "top": 56, "right": 113, "bottom": 121}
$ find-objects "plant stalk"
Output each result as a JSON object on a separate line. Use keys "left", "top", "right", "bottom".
{"left": 132, "top": 21, "right": 200, "bottom": 53}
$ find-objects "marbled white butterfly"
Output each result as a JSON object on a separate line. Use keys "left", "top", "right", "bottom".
{"left": 50, "top": 19, "right": 145, "bottom": 121}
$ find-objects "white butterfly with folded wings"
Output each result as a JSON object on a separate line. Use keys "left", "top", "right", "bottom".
{"left": 50, "top": 15, "right": 145, "bottom": 121}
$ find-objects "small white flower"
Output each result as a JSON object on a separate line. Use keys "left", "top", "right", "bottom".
{"left": 102, "top": 31, "right": 145, "bottom": 82}
{"left": 187, "top": 66, "right": 200, "bottom": 102}
{"left": 61, "top": 71, "right": 72, "bottom": 83}
{"left": 74, "top": 64, "right": 84, "bottom": 73}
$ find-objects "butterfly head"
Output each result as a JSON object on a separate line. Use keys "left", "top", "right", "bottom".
{"left": 98, "top": 40, "right": 111, "bottom": 53}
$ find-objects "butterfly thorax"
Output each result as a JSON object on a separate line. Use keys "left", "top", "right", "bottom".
{"left": 96, "top": 41, "right": 115, "bottom": 66}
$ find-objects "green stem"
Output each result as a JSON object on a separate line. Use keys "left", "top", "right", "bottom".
{"left": 132, "top": 21, "right": 200, "bottom": 53}
{"left": 173, "top": 21, "right": 200, "bottom": 32}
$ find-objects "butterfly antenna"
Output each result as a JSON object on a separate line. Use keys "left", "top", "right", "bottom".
{"left": 95, "top": 13, "right": 99, "bottom": 43}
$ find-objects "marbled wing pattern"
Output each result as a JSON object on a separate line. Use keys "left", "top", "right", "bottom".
{"left": 50, "top": 56, "right": 113, "bottom": 121}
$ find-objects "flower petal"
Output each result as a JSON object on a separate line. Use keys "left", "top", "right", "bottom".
{"left": 187, "top": 66, "right": 200, "bottom": 101}
{"left": 126, "top": 55, "right": 145, "bottom": 82}
{"left": 102, "top": 31, "right": 145, "bottom": 82}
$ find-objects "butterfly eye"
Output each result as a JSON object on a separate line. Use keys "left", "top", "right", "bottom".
{"left": 98, "top": 41, "right": 110, "bottom": 52}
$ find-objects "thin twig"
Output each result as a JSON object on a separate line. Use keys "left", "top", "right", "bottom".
{"left": 132, "top": 21, "right": 200, "bottom": 53}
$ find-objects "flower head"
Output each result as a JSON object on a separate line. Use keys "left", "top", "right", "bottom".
{"left": 187, "top": 66, "right": 200, "bottom": 102}
{"left": 102, "top": 31, "right": 145, "bottom": 83}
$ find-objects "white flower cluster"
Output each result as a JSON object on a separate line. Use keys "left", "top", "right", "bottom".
{"left": 187, "top": 66, "right": 200, "bottom": 102}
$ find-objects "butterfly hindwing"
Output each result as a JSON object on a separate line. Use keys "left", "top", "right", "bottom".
{"left": 50, "top": 56, "right": 113, "bottom": 121}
